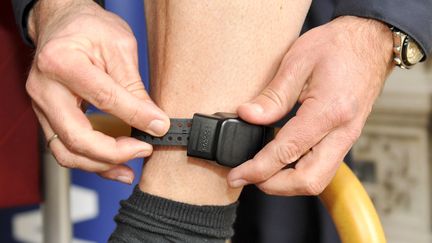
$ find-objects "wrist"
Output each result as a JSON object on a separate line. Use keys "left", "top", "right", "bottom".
{"left": 329, "top": 16, "right": 394, "bottom": 68}
{"left": 27, "top": 0, "right": 96, "bottom": 45}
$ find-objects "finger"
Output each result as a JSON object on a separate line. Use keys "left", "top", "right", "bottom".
{"left": 30, "top": 80, "right": 153, "bottom": 163}
{"left": 33, "top": 104, "right": 135, "bottom": 184}
{"left": 228, "top": 98, "right": 341, "bottom": 187}
{"left": 256, "top": 127, "right": 355, "bottom": 196}
{"left": 36, "top": 44, "right": 169, "bottom": 136}
{"left": 237, "top": 51, "right": 316, "bottom": 125}
{"left": 50, "top": 137, "right": 135, "bottom": 184}
{"left": 98, "top": 165, "right": 135, "bottom": 184}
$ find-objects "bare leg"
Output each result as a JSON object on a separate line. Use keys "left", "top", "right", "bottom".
{"left": 140, "top": 0, "right": 311, "bottom": 206}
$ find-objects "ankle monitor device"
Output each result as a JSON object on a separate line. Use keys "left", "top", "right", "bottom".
{"left": 132, "top": 112, "right": 274, "bottom": 167}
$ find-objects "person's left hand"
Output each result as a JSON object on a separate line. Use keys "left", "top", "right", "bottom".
{"left": 227, "top": 16, "right": 394, "bottom": 196}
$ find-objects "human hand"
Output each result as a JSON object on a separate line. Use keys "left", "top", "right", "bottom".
{"left": 228, "top": 16, "right": 394, "bottom": 195}
{"left": 26, "top": 0, "right": 170, "bottom": 184}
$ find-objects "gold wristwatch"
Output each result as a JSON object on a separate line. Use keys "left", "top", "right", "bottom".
{"left": 391, "top": 27, "right": 425, "bottom": 69}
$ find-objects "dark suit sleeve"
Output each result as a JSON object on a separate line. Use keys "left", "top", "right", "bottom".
{"left": 334, "top": 0, "right": 432, "bottom": 60}
{"left": 11, "top": 0, "right": 38, "bottom": 46}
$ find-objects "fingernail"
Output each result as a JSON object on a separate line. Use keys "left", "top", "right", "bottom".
{"left": 147, "top": 119, "right": 168, "bottom": 135}
{"left": 229, "top": 179, "right": 248, "bottom": 188}
{"left": 248, "top": 103, "right": 264, "bottom": 114}
{"left": 116, "top": 176, "right": 133, "bottom": 184}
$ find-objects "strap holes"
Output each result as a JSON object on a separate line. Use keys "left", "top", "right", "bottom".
{"left": 168, "top": 136, "right": 173, "bottom": 141}
{"left": 177, "top": 136, "right": 182, "bottom": 141}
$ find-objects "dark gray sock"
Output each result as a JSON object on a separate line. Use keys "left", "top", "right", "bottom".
{"left": 109, "top": 186, "right": 238, "bottom": 243}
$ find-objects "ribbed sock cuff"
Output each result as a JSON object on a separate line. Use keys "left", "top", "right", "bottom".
{"left": 113, "top": 186, "right": 238, "bottom": 240}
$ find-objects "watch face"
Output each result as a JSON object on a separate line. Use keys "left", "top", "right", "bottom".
{"left": 404, "top": 38, "right": 424, "bottom": 65}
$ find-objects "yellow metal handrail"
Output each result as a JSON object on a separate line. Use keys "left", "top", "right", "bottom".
{"left": 320, "top": 162, "right": 386, "bottom": 243}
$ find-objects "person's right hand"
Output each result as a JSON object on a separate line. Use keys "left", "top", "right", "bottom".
{"left": 26, "top": 0, "right": 170, "bottom": 184}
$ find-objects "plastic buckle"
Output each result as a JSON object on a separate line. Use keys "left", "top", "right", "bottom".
{"left": 187, "top": 113, "right": 274, "bottom": 167}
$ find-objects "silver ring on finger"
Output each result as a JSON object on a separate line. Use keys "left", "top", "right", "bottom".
{"left": 46, "top": 133, "right": 59, "bottom": 149}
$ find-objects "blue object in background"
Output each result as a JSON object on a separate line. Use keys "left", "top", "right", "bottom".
{"left": 0, "top": 206, "right": 40, "bottom": 243}
{"left": 73, "top": 1, "right": 150, "bottom": 242}
{"left": 106, "top": 0, "right": 150, "bottom": 90}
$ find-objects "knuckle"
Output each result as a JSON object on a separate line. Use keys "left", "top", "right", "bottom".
{"left": 124, "top": 79, "right": 145, "bottom": 93}
{"left": 36, "top": 40, "right": 83, "bottom": 75}
{"left": 302, "top": 177, "right": 326, "bottom": 196}
{"left": 99, "top": 143, "right": 124, "bottom": 164}
{"left": 25, "top": 77, "right": 38, "bottom": 98}
{"left": 260, "top": 185, "right": 278, "bottom": 196}
{"left": 93, "top": 87, "right": 118, "bottom": 111}
{"left": 127, "top": 108, "right": 139, "bottom": 126}
{"left": 99, "top": 164, "right": 115, "bottom": 173}
{"left": 106, "top": 153, "right": 123, "bottom": 165}
{"left": 279, "top": 60, "right": 304, "bottom": 86}
{"left": 253, "top": 164, "right": 270, "bottom": 182}
{"left": 116, "top": 35, "right": 137, "bottom": 52}
{"left": 62, "top": 133, "right": 83, "bottom": 154}
{"left": 275, "top": 142, "right": 302, "bottom": 166}
{"left": 345, "top": 127, "right": 362, "bottom": 144}
{"left": 36, "top": 41, "right": 65, "bottom": 73}
{"left": 243, "top": 159, "right": 269, "bottom": 183}
{"left": 329, "top": 99, "right": 357, "bottom": 125}
{"left": 53, "top": 153, "right": 76, "bottom": 169}
{"left": 260, "top": 87, "right": 286, "bottom": 110}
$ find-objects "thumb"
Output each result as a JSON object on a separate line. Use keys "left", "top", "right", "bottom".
{"left": 238, "top": 55, "right": 314, "bottom": 125}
